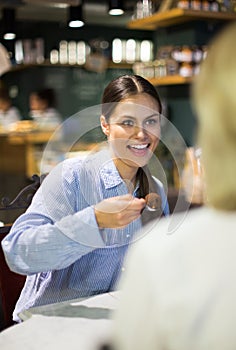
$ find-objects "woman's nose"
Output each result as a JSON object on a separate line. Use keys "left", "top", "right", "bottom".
{"left": 133, "top": 124, "right": 147, "bottom": 138}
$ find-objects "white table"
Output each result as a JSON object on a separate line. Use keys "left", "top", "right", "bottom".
{"left": 0, "top": 291, "right": 120, "bottom": 350}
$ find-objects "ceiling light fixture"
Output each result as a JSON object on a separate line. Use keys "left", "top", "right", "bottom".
{"left": 108, "top": 0, "right": 124, "bottom": 15}
{"left": 68, "top": 0, "right": 84, "bottom": 28}
{"left": 2, "top": 8, "right": 16, "bottom": 40}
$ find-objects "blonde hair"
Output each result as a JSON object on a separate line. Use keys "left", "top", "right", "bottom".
{"left": 192, "top": 22, "right": 236, "bottom": 211}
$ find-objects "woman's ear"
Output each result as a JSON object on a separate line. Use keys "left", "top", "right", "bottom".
{"left": 100, "top": 115, "right": 110, "bottom": 137}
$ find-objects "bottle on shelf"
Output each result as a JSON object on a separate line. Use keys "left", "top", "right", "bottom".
{"left": 190, "top": 0, "right": 202, "bottom": 10}
{"left": 133, "top": 0, "right": 154, "bottom": 19}
{"left": 179, "top": 62, "right": 193, "bottom": 77}
{"left": 192, "top": 45, "right": 203, "bottom": 75}
{"left": 166, "top": 58, "right": 179, "bottom": 75}
{"left": 77, "top": 41, "right": 87, "bottom": 65}
{"left": 68, "top": 41, "right": 77, "bottom": 65}
{"left": 59, "top": 40, "right": 68, "bottom": 64}
{"left": 140, "top": 40, "right": 153, "bottom": 62}
{"left": 180, "top": 45, "right": 193, "bottom": 63}
{"left": 202, "top": 0, "right": 211, "bottom": 11}
{"left": 208, "top": 0, "right": 220, "bottom": 11}
{"left": 125, "top": 39, "right": 136, "bottom": 63}
{"left": 50, "top": 49, "right": 59, "bottom": 64}
{"left": 34, "top": 38, "right": 45, "bottom": 64}
{"left": 192, "top": 45, "right": 203, "bottom": 63}
{"left": 154, "top": 59, "right": 167, "bottom": 78}
{"left": 176, "top": 0, "right": 190, "bottom": 9}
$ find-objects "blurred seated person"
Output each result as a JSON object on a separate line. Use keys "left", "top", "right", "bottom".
{"left": 0, "top": 88, "right": 21, "bottom": 131}
{"left": 29, "top": 88, "right": 62, "bottom": 129}
{"left": 110, "top": 22, "right": 236, "bottom": 350}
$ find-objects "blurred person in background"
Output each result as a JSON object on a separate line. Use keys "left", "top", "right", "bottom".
{"left": 110, "top": 22, "right": 236, "bottom": 350}
{"left": 0, "top": 88, "right": 21, "bottom": 131}
{"left": 29, "top": 87, "right": 62, "bottom": 129}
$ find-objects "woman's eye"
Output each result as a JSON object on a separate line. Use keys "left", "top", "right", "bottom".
{"left": 145, "top": 118, "right": 158, "bottom": 126}
{"left": 121, "top": 120, "right": 135, "bottom": 127}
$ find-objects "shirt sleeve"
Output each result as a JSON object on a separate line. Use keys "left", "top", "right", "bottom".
{"left": 1, "top": 160, "right": 105, "bottom": 275}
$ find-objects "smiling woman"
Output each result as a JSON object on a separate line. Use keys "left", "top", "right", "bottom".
{"left": 2, "top": 74, "right": 169, "bottom": 325}
{"left": 100, "top": 74, "right": 162, "bottom": 185}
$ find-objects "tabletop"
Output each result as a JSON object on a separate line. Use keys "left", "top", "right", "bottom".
{"left": 0, "top": 291, "right": 120, "bottom": 350}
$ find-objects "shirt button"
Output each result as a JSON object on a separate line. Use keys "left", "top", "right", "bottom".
{"left": 121, "top": 267, "right": 125, "bottom": 272}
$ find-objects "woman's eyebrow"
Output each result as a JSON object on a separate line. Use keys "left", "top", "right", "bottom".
{"left": 118, "top": 115, "right": 136, "bottom": 120}
{"left": 121, "top": 113, "right": 159, "bottom": 119}
{"left": 144, "top": 113, "right": 160, "bottom": 119}
{"left": 114, "top": 113, "right": 160, "bottom": 122}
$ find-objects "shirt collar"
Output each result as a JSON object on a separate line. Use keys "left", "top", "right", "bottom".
{"left": 98, "top": 150, "right": 123, "bottom": 189}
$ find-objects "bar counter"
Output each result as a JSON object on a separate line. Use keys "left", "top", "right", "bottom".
{"left": 0, "top": 130, "right": 54, "bottom": 178}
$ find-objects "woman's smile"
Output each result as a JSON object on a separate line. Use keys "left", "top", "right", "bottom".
{"left": 127, "top": 142, "right": 151, "bottom": 157}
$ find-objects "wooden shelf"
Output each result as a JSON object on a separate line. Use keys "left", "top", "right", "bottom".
{"left": 127, "top": 8, "right": 236, "bottom": 30}
{"left": 107, "top": 62, "right": 133, "bottom": 69}
{"left": 148, "top": 75, "right": 193, "bottom": 85}
{"left": 9, "top": 60, "right": 133, "bottom": 73}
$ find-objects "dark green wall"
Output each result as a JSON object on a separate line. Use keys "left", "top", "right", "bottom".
{"left": 2, "top": 65, "right": 133, "bottom": 119}
{"left": 1, "top": 21, "right": 152, "bottom": 118}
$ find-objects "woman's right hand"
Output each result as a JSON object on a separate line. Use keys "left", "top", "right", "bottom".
{"left": 94, "top": 194, "right": 146, "bottom": 229}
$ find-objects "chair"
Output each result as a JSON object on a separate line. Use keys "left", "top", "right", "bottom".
{"left": 0, "top": 174, "right": 41, "bottom": 331}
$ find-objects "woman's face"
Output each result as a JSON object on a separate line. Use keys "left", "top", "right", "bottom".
{"left": 101, "top": 93, "right": 161, "bottom": 173}
{"left": 0, "top": 98, "right": 10, "bottom": 112}
{"left": 30, "top": 94, "right": 47, "bottom": 112}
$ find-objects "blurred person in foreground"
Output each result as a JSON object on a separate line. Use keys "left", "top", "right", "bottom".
{"left": 2, "top": 75, "right": 169, "bottom": 323}
{"left": 110, "top": 22, "right": 236, "bottom": 350}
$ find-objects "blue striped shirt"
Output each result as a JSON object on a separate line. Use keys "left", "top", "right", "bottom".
{"left": 2, "top": 148, "right": 169, "bottom": 322}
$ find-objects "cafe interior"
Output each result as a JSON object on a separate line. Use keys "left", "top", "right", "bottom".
{"left": 0, "top": 0, "right": 235, "bottom": 348}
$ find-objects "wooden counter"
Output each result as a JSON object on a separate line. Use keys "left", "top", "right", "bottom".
{"left": 0, "top": 131, "right": 54, "bottom": 178}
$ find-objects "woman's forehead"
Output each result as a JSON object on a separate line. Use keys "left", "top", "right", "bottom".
{"left": 111, "top": 98, "right": 159, "bottom": 120}
{"left": 122, "top": 93, "right": 158, "bottom": 106}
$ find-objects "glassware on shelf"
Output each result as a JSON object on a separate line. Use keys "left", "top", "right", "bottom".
{"left": 125, "top": 39, "right": 136, "bottom": 63}
{"left": 140, "top": 40, "right": 153, "bottom": 62}
{"left": 50, "top": 49, "right": 59, "bottom": 64}
{"left": 112, "top": 38, "right": 153, "bottom": 64}
{"left": 133, "top": 0, "right": 154, "bottom": 19}
{"left": 154, "top": 59, "right": 167, "bottom": 77}
{"left": 59, "top": 40, "right": 68, "bottom": 64}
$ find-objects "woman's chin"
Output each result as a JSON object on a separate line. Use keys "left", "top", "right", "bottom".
{"left": 123, "top": 156, "right": 151, "bottom": 168}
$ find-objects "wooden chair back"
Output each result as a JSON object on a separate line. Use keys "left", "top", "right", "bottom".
{"left": 0, "top": 175, "right": 41, "bottom": 330}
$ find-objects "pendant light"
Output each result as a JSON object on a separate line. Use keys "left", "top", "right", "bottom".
{"left": 108, "top": 0, "right": 124, "bottom": 15}
{"left": 68, "top": 0, "right": 84, "bottom": 28}
{"left": 2, "top": 8, "right": 16, "bottom": 40}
